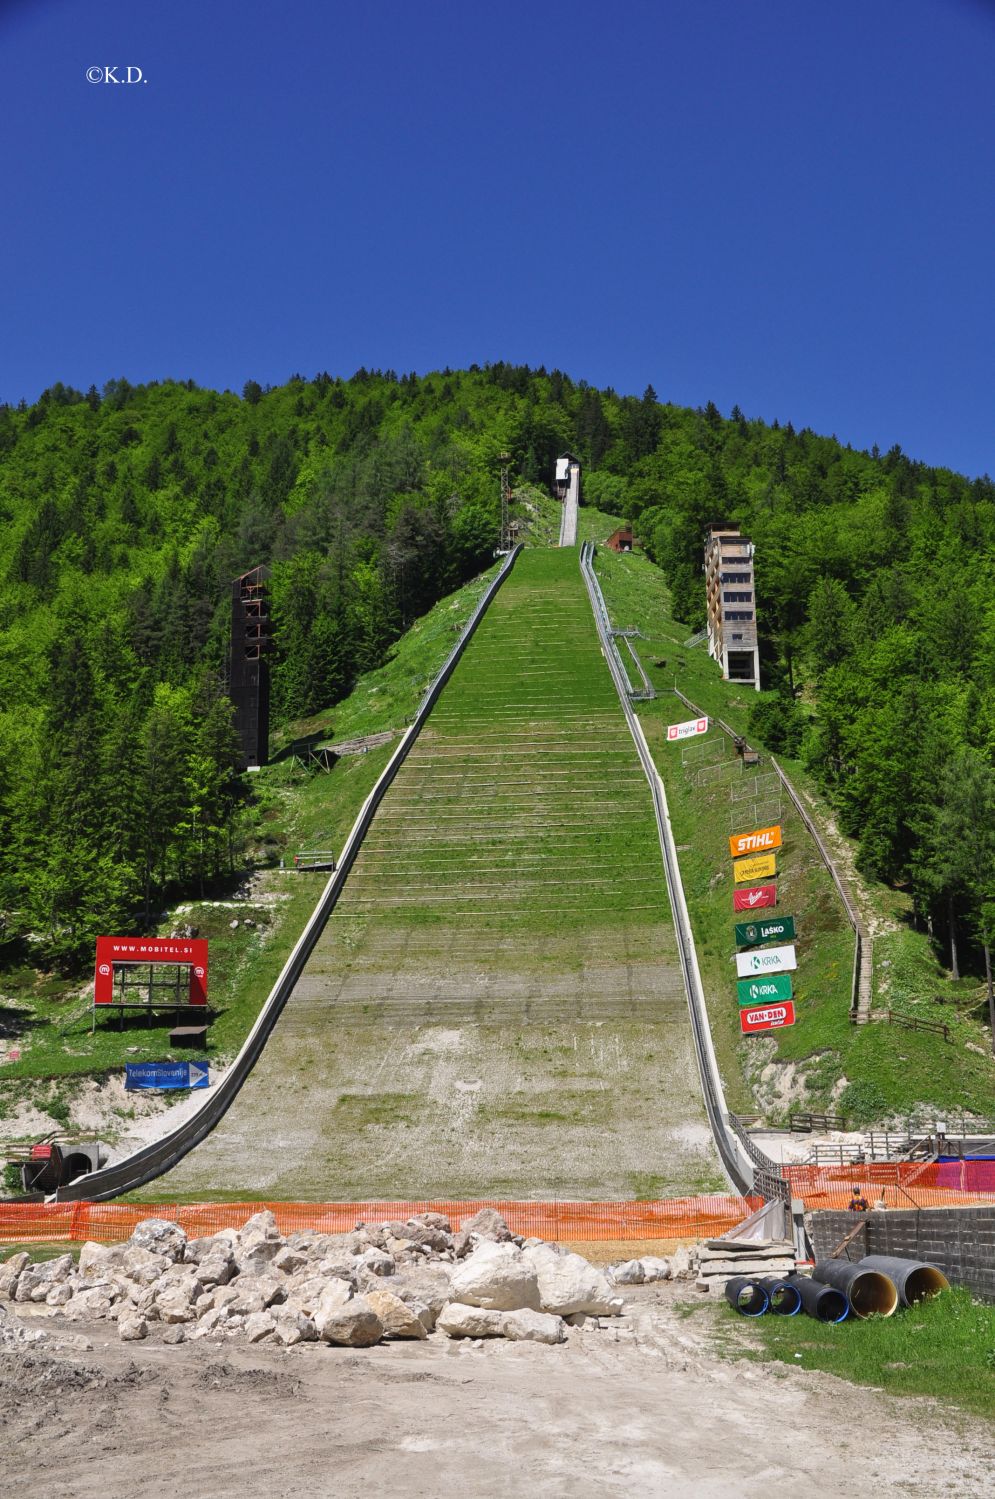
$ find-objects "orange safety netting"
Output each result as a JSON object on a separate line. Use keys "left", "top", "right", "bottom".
{"left": 783, "top": 1159, "right": 995, "bottom": 1213}
{"left": 0, "top": 1195, "right": 762, "bottom": 1246}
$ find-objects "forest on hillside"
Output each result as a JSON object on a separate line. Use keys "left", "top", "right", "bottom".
{"left": 1, "top": 364, "right": 994, "bottom": 981}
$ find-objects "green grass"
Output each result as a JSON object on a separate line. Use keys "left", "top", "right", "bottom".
{"left": 737, "top": 1287, "right": 995, "bottom": 1419}
{"left": 0, "top": 566, "right": 508, "bottom": 1117}
{"left": 0, "top": 1242, "right": 82, "bottom": 1264}
{"left": 334, "top": 547, "right": 670, "bottom": 937}
{"left": 591, "top": 544, "right": 995, "bottom": 1121}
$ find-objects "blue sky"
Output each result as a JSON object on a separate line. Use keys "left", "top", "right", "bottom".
{"left": 2, "top": 0, "right": 994, "bottom": 475}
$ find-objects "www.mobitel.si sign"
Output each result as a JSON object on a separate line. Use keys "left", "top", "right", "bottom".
{"left": 735, "top": 915, "right": 796, "bottom": 947}
{"left": 728, "top": 825, "right": 782, "bottom": 859}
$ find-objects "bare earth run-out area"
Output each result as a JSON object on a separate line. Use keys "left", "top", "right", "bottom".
{"left": 158, "top": 551, "right": 721, "bottom": 1200}
{"left": 4, "top": 1285, "right": 991, "bottom": 1499}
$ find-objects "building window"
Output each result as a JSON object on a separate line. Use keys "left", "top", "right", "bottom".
{"left": 723, "top": 592, "right": 753, "bottom": 604}
{"left": 725, "top": 610, "right": 754, "bottom": 621}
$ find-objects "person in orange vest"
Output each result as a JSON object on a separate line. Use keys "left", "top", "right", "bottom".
{"left": 847, "top": 1186, "right": 870, "bottom": 1212}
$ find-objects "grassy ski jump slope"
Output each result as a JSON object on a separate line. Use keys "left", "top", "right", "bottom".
{"left": 154, "top": 549, "right": 723, "bottom": 1201}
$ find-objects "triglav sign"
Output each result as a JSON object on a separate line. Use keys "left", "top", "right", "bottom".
{"left": 667, "top": 716, "right": 709, "bottom": 742}
{"left": 735, "top": 944, "right": 797, "bottom": 978}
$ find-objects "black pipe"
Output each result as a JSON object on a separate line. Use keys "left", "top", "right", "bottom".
{"left": 813, "top": 1259, "right": 898, "bottom": 1318}
{"left": 792, "top": 1275, "right": 849, "bottom": 1322}
{"left": 757, "top": 1276, "right": 802, "bottom": 1316}
{"left": 857, "top": 1255, "right": 949, "bottom": 1307}
{"left": 724, "top": 1276, "right": 770, "bottom": 1316}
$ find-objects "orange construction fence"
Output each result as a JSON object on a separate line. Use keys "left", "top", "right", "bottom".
{"left": 0, "top": 1195, "right": 763, "bottom": 1247}
{"left": 782, "top": 1160, "right": 995, "bottom": 1214}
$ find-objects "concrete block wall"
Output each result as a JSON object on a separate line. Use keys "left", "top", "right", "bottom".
{"left": 808, "top": 1205, "right": 995, "bottom": 1301}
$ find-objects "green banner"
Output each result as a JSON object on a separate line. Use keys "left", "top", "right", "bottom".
{"left": 735, "top": 915, "right": 796, "bottom": 948}
{"left": 737, "top": 973, "right": 794, "bottom": 1006}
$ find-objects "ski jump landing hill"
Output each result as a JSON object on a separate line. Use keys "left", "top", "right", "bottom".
{"left": 61, "top": 538, "right": 755, "bottom": 1204}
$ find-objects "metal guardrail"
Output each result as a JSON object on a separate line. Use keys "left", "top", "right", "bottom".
{"left": 56, "top": 547, "right": 525, "bottom": 1202}
{"left": 580, "top": 543, "right": 756, "bottom": 1196}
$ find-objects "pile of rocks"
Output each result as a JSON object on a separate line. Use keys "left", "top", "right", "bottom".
{"left": 0, "top": 1208, "right": 664, "bottom": 1351}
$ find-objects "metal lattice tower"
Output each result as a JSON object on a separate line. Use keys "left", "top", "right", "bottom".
{"left": 497, "top": 452, "right": 512, "bottom": 553}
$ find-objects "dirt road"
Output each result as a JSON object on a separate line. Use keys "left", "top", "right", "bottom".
{"left": 3, "top": 1286, "right": 990, "bottom": 1498}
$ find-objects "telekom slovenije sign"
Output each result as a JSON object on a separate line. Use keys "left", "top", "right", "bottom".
{"left": 740, "top": 1001, "right": 796, "bottom": 1033}
{"left": 94, "top": 936, "right": 209, "bottom": 1006}
{"left": 667, "top": 716, "right": 709, "bottom": 741}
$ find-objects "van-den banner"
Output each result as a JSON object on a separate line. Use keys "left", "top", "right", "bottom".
{"left": 740, "top": 1001, "right": 796, "bottom": 1034}
{"left": 94, "top": 936, "right": 209, "bottom": 1006}
{"left": 733, "top": 883, "right": 777, "bottom": 912}
{"left": 728, "top": 824, "right": 782, "bottom": 859}
{"left": 733, "top": 852, "right": 777, "bottom": 884}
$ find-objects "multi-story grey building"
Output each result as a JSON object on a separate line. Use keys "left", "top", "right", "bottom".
{"left": 704, "top": 527, "right": 761, "bottom": 690}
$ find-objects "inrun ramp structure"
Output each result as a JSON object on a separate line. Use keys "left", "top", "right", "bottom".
{"left": 158, "top": 549, "right": 722, "bottom": 1200}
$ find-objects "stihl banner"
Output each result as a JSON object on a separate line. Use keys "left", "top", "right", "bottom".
{"left": 94, "top": 936, "right": 209, "bottom": 1006}
{"left": 733, "top": 853, "right": 777, "bottom": 884}
{"left": 667, "top": 716, "right": 708, "bottom": 741}
{"left": 733, "top": 884, "right": 777, "bottom": 912}
{"left": 735, "top": 943, "right": 797, "bottom": 978}
{"left": 729, "top": 824, "right": 782, "bottom": 859}
{"left": 740, "top": 1001, "right": 796, "bottom": 1033}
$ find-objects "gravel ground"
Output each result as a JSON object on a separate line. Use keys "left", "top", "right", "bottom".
{"left": 3, "top": 1284, "right": 991, "bottom": 1499}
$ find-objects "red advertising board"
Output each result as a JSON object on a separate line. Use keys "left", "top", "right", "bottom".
{"left": 94, "top": 936, "right": 209, "bottom": 1006}
{"left": 733, "top": 884, "right": 777, "bottom": 912}
{"left": 740, "top": 1001, "right": 796, "bottom": 1034}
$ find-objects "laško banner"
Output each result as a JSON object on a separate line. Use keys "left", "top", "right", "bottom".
{"left": 733, "top": 884, "right": 777, "bottom": 912}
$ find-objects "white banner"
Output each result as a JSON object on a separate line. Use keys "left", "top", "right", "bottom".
{"left": 735, "top": 944, "right": 797, "bottom": 978}
{"left": 667, "top": 716, "right": 708, "bottom": 741}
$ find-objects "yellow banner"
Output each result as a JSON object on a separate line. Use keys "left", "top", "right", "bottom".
{"left": 733, "top": 852, "right": 777, "bottom": 884}
{"left": 729, "top": 824, "right": 782, "bottom": 859}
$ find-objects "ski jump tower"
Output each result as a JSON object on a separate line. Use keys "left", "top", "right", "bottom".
{"left": 704, "top": 527, "right": 761, "bottom": 690}
{"left": 230, "top": 565, "right": 272, "bottom": 768}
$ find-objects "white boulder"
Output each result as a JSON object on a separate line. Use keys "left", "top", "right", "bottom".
{"left": 365, "top": 1288, "right": 429, "bottom": 1340}
{"left": 316, "top": 1296, "right": 383, "bottom": 1347}
{"left": 436, "top": 1302, "right": 505, "bottom": 1339}
{"left": 501, "top": 1308, "right": 567, "bottom": 1344}
{"left": 523, "top": 1244, "right": 622, "bottom": 1317}
{"left": 449, "top": 1241, "right": 540, "bottom": 1312}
